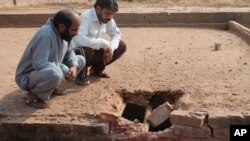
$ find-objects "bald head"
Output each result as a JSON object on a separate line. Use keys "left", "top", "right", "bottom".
{"left": 53, "top": 9, "right": 79, "bottom": 28}
{"left": 52, "top": 9, "right": 80, "bottom": 42}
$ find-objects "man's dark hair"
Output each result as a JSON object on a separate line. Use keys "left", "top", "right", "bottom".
{"left": 52, "top": 9, "right": 75, "bottom": 28}
{"left": 94, "top": 0, "right": 118, "bottom": 12}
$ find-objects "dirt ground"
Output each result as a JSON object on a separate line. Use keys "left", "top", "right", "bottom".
{"left": 0, "top": 27, "right": 250, "bottom": 123}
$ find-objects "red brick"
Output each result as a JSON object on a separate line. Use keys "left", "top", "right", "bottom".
{"left": 148, "top": 102, "right": 173, "bottom": 127}
{"left": 2, "top": 122, "right": 109, "bottom": 138}
{"left": 157, "top": 128, "right": 183, "bottom": 141}
{"left": 158, "top": 136, "right": 183, "bottom": 141}
{"left": 214, "top": 137, "right": 229, "bottom": 141}
{"left": 173, "top": 125, "right": 211, "bottom": 138}
{"left": 228, "top": 112, "right": 244, "bottom": 125}
{"left": 115, "top": 135, "right": 146, "bottom": 141}
{"left": 213, "top": 128, "right": 229, "bottom": 138}
{"left": 0, "top": 124, "right": 4, "bottom": 135}
{"left": 83, "top": 135, "right": 112, "bottom": 141}
{"left": 170, "top": 110, "right": 207, "bottom": 127}
{"left": 243, "top": 112, "right": 250, "bottom": 124}
{"left": 208, "top": 113, "right": 230, "bottom": 128}
{"left": 99, "top": 113, "right": 119, "bottom": 126}
{"left": 182, "top": 138, "right": 219, "bottom": 141}
{"left": 199, "top": 138, "right": 219, "bottom": 141}
{"left": 180, "top": 139, "right": 200, "bottom": 141}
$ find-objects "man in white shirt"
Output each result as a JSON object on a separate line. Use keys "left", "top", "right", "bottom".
{"left": 71, "top": 0, "right": 126, "bottom": 85}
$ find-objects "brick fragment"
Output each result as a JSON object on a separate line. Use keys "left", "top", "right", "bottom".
{"left": 148, "top": 102, "right": 173, "bottom": 127}
{"left": 228, "top": 112, "right": 244, "bottom": 125}
{"left": 170, "top": 110, "right": 207, "bottom": 128}
{"left": 173, "top": 125, "right": 211, "bottom": 138}
{"left": 213, "top": 128, "right": 229, "bottom": 138}
{"left": 208, "top": 113, "right": 229, "bottom": 128}
{"left": 243, "top": 112, "right": 250, "bottom": 125}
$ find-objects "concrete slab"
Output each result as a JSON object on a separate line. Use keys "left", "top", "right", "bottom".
{"left": 0, "top": 7, "right": 250, "bottom": 28}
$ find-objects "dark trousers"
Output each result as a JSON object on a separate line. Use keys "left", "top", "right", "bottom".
{"left": 74, "top": 40, "right": 127, "bottom": 79}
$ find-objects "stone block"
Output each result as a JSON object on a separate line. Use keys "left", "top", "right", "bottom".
{"left": 2, "top": 122, "right": 109, "bottom": 138}
{"left": 148, "top": 102, "right": 173, "bottom": 127}
{"left": 173, "top": 125, "right": 211, "bottom": 138}
{"left": 170, "top": 110, "right": 207, "bottom": 127}
{"left": 0, "top": 123, "right": 5, "bottom": 136}
{"left": 228, "top": 112, "right": 244, "bottom": 125}
{"left": 213, "top": 128, "right": 229, "bottom": 138}
{"left": 243, "top": 112, "right": 250, "bottom": 125}
{"left": 82, "top": 135, "right": 112, "bottom": 141}
{"left": 199, "top": 138, "right": 219, "bottom": 141}
{"left": 214, "top": 137, "right": 229, "bottom": 141}
{"left": 208, "top": 113, "right": 229, "bottom": 128}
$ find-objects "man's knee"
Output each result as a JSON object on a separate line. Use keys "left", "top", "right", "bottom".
{"left": 77, "top": 55, "right": 86, "bottom": 70}
{"left": 46, "top": 67, "right": 63, "bottom": 83}
{"left": 119, "top": 40, "right": 127, "bottom": 54}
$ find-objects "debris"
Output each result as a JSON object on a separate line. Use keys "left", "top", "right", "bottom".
{"left": 99, "top": 113, "right": 118, "bottom": 126}
{"left": 214, "top": 43, "right": 221, "bottom": 51}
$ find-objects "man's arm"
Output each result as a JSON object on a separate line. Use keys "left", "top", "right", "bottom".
{"left": 63, "top": 49, "right": 78, "bottom": 68}
{"left": 106, "top": 19, "right": 121, "bottom": 53}
{"left": 71, "top": 15, "right": 109, "bottom": 49}
{"left": 62, "top": 49, "right": 79, "bottom": 81}
{"left": 32, "top": 34, "right": 58, "bottom": 70}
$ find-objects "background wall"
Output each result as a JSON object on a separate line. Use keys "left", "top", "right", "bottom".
{"left": 1, "top": 0, "right": 250, "bottom": 7}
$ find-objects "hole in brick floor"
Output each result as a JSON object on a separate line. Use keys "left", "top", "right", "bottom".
{"left": 118, "top": 89, "right": 184, "bottom": 132}
{"left": 121, "top": 102, "right": 146, "bottom": 123}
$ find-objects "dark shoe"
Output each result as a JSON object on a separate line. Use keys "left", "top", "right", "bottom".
{"left": 75, "top": 73, "right": 91, "bottom": 86}
{"left": 89, "top": 68, "right": 110, "bottom": 78}
{"left": 75, "top": 77, "right": 91, "bottom": 86}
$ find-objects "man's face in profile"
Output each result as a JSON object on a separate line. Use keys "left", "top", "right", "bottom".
{"left": 59, "top": 16, "right": 80, "bottom": 42}
{"left": 96, "top": 6, "right": 115, "bottom": 24}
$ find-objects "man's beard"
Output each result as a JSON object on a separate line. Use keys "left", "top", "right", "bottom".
{"left": 97, "top": 12, "right": 111, "bottom": 24}
{"left": 60, "top": 27, "right": 72, "bottom": 42}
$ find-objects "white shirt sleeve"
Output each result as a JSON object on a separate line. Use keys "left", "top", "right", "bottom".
{"left": 71, "top": 15, "right": 109, "bottom": 50}
{"left": 106, "top": 19, "right": 121, "bottom": 52}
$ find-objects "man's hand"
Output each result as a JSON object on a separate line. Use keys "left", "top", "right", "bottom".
{"left": 103, "top": 47, "right": 113, "bottom": 65}
{"left": 65, "top": 66, "right": 77, "bottom": 81}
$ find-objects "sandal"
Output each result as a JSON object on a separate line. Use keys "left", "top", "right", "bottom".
{"left": 25, "top": 98, "right": 49, "bottom": 109}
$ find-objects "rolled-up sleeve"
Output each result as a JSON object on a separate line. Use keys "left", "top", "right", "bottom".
{"left": 71, "top": 15, "right": 109, "bottom": 50}
{"left": 32, "top": 34, "right": 58, "bottom": 70}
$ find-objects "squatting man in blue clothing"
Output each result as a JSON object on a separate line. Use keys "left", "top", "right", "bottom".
{"left": 15, "top": 10, "right": 85, "bottom": 109}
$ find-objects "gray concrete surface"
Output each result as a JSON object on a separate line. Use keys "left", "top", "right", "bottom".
{"left": 0, "top": 8, "right": 250, "bottom": 28}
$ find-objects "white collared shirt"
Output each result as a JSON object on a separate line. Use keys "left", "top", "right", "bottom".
{"left": 70, "top": 7, "right": 121, "bottom": 52}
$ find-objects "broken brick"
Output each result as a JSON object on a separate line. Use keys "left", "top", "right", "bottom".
{"left": 99, "top": 113, "right": 119, "bottom": 126}
{"left": 228, "top": 112, "right": 244, "bottom": 125}
{"left": 170, "top": 110, "right": 207, "bottom": 127}
{"left": 213, "top": 128, "right": 229, "bottom": 138}
{"left": 208, "top": 113, "right": 230, "bottom": 128}
{"left": 148, "top": 102, "right": 173, "bottom": 127}
{"left": 173, "top": 125, "right": 211, "bottom": 138}
{"left": 243, "top": 112, "right": 250, "bottom": 124}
